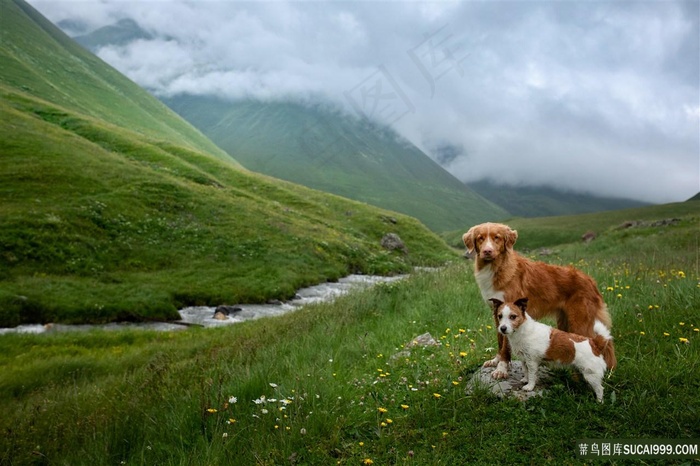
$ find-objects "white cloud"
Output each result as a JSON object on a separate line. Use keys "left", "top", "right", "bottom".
{"left": 30, "top": 0, "right": 700, "bottom": 203}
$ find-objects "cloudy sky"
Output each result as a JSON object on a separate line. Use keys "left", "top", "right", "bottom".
{"left": 30, "top": 0, "right": 699, "bottom": 203}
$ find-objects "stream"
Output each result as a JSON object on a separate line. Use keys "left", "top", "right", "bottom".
{"left": 0, "top": 274, "right": 407, "bottom": 335}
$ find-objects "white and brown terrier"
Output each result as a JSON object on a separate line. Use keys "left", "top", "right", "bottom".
{"left": 490, "top": 297, "right": 615, "bottom": 402}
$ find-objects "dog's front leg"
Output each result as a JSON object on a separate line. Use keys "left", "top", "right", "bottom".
{"left": 484, "top": 333, "right": 510, "bottom": 379}
{"left": 522, "top": 359, "right": 538, "bottom": 391}
{"left": 520, "top": 360, "right": 529, "bottom": 384}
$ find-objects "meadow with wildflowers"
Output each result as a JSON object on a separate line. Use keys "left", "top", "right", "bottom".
{"left": 1, "top": 203, "right": 698, "bottom": 465}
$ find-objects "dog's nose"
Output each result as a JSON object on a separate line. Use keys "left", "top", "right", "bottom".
{"left": 499, "top": 325, "right": 508, "bottom": 334}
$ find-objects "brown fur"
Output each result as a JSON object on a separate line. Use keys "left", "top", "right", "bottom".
{"left": 545, "top": 329, "right": 589, "bottom": 364}
{"left": 464, "top": 222, "right": 617, "bottom": 370}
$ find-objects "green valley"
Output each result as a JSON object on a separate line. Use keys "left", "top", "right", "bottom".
{"left": 163, "top": 96, "right": 508, "bottom": 232}
{"left": 0, "top": 0, "right": 456, "bottom": 327}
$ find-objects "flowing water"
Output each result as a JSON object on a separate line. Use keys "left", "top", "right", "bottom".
{"left": 0, "top": 274, "right": 406, "bottom": 335}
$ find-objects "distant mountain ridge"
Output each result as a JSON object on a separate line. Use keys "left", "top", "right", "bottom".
{"left": 74, "top": 18, "right": 154, "bottom": 49}
{"left": 163, "top": 96, "right": 508, "bottom": 231}
{"left": 468, "top": 179, "right": 650, "bottom": 218}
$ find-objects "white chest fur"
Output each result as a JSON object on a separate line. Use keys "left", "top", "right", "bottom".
{"left": 475, "top": 264, "right": 504, "bottom": 302}
{"left": 507, "top": 318, "right": 551, "bottom": 359}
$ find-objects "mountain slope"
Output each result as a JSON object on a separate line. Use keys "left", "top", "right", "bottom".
{"left": 0, "top": 0, "right": 456, "bottom": 327}
{"left": 163, "top": 96, "right": 509, "bottom": 232}
{"left": 0, "top": 0, "right": 233, "bottom": 162}
{"left": 468, "top": 179, "right": 649, "bottom": 218}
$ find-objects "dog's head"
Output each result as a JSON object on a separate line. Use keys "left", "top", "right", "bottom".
{"left": 462, "top": 223, "right": 518, "bottom": 262}
{"left": 489, "top": 297, "right": 528, "bottom": 336}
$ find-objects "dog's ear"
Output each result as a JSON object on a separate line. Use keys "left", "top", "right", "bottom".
{"left": 488, "top": 298, "right": 503, "bottom": 311}
{"left": 514, "top": 297, "right": 528, "bottom": 312}
{"left": 505, "top": 228, "right": 518, "bottom": 250}
{"left": 463, "top": 226, "right": 478, "bottom": 254}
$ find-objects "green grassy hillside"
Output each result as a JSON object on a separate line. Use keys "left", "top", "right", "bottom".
{"left": 1, "top": 203, "right": 698, "bottom": 464}
{"left": 163, "top": 96, "right": 509, "bottom": 232}
{"left": 443, "top": 200, "right": 700, "bottom": 251}
{"left": 468, "top": 179, "right": 649, "bottom": 218}
{"left": 0, "top": 0, "right": 456, "bottom": 327}
{"left": 0, "top": 0, "right": 233, "bottom": 163}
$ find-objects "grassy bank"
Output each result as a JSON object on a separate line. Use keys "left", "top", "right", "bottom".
{"left": 442, "top": 200, "right": 700, "bottom": 251}
{"left": 1, "top": 215, "right": 698, "bottom": 464}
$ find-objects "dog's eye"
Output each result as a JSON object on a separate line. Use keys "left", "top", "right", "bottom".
{"left": 497, "top": 313, "right": 502, "bottom": 319}
{"left": 509, "top": 315, "right": 516, "bottom": 320}
{"left": 494, "top": 235, "right": 501, "bottom": 241}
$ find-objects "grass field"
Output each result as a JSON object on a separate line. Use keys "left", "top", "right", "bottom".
{"left": 1, "top": 206, "right": 698, "bottom": 465}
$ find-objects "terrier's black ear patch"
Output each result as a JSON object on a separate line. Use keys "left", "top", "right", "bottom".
{"left": 488, "top": 298, "right": 503, "bottom": 311}
{"left": 514, "top": 297, "right": 529, "bottom": 312}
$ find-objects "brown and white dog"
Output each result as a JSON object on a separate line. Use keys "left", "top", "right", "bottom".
{"left": 490, "top": 298, "right": 614, "bottom": 402}
{"left": 463, "top": 222, "right": 616, "bottom": 379}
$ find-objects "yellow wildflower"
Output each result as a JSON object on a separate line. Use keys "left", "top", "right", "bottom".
{"left": 433, "top": 393, "right": 442, "bottom": 399}
{"left": 401, "top": 404, "right": 409, "bottom": 410}
{"left": 679, "top": 338, "right": 689, "bottom": 344}
{"left": 378, "top": 407, "right": 388, "bottom": 413}
{"left": 363, "top": 459, "right": 374, "bottom": 465}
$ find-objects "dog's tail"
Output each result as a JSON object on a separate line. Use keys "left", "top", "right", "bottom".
{"left": 593, "top": 319, "right": 617, "bottom": 370}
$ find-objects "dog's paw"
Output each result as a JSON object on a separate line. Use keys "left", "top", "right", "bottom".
{"left": 522, "top": 383, "right": 535, "bottom": 391}
{"left": 520, "top": 377, "right": 528, "bottom": 383}
{"left": 482, "top": 357, "right": 500, "bottom": 368}
{"left": 490, "top": 361, "right": 509, "bottom": 379}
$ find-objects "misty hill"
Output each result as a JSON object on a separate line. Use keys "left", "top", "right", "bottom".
{"left": 687, "top": 192, "right": 700, "bottom": 202}
{"left": 163, "top": 96, "right": 508, "bottom": 231}
{"left": 468, "top": 179, "right": 650, "bottom": 218}
{"left": 0, "top": 0, "right": 455, "bottom": 327}
{"left": 74, "top": 18, "right": 154, "bottom": 49}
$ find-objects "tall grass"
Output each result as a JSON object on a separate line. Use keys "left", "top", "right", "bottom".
{"left": 1, "top": 215, "right": 698, "bottom": 465}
